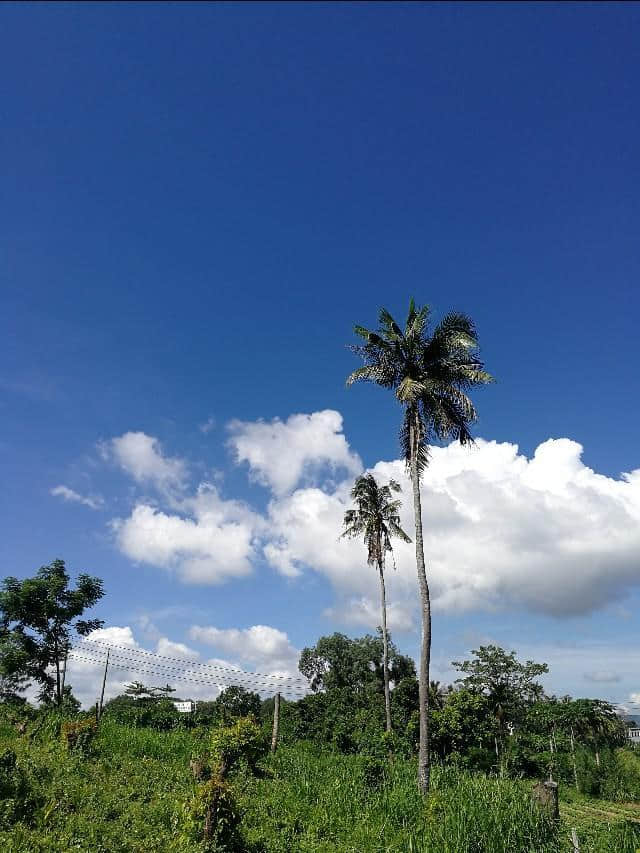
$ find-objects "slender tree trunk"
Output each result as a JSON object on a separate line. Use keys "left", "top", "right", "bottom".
{"left": 410, "top": 417, "right": 431, "bottom": 795}
{"left": 54, "top": 641, "right": 61, "bottom": 706}
{"left": 595, "top": 749, "right": 600, "bottom": 768}
{"left": 271, "top": 692, "right": 280, "bottom": 753}
{"left": 378, "top": 560, "right": 392, "bottom": 734}
{"left": 570, "top": 727, "right": 579, "bottom": 792}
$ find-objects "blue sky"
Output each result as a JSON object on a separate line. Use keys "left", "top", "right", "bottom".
{"left": 2, "top": 2, "right": 639, "bottom": 708}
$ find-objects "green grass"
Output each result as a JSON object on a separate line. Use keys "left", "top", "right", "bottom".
{"left": 0, "top": 719, "right": 637, "bottom": 852}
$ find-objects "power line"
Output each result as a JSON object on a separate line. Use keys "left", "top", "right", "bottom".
{"left": 70, "top": 650, "right": 308, "bottom": 695}
{"left": 67, "top": 652, "right": 307, "bottom": 699}
{"left": 78, "top": 638, "right": 309, "bottom": 685}
{"left": 74, "top": 648, "right": 308, "bottom": 693}
{"left": 68, "top": 651, "right": 308, "bottom": 694}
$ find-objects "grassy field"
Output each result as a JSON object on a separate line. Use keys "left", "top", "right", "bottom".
{"left": 0, "top": 716, "right": 638, "bottom": 852}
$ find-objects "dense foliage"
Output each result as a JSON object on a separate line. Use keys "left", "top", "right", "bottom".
{"left": 0, "top": 561, "right": 104, "bottom": 705}
{"left": 0, "top": 706, "right": 637, "bottom": 852}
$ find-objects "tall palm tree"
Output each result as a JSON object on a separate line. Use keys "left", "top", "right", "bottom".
{"left": 341, "top": 473, "right": 411, "bottom": 734}
{"left": 347, "top": 299, "right": 492, "bottom": 793}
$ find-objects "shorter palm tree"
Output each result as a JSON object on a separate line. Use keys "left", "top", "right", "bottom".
{"left": 342, "top": 473, "right": 411, "bottom": 734}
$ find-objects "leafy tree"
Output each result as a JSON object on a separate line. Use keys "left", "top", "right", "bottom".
{"left": 299, "top": 632, "right": 414, "bottom": 695}
{"left": 452, "top": 645, "right": 548, "bottom": 766}
{"left": 452, "top": 645, "right": 548, "bottom": 721}
{"left": 552, "top": 698, "right": 626, "bottom": 790}
{"left": 348, "top": 300, "right": 492, "bottom": 792}
{"left": 213, "top": 686, "right": 261, "bottom": 723}
{"left": 391, "top": 675, "right": 419, "bottom": 735}
{"left": 430, "top": 687, "right": 496, "bottom": 767}
{"left": 0, "top": 630, "right": 33, "bottom": 702}
{"left": 341, "top": 473, "right": 411, "bottom": 733}
{"left": 40, "top": 685, "right": 81, "bottom": 714}
{"left": 0, "top": 560, "right": 104, "bottom": 705}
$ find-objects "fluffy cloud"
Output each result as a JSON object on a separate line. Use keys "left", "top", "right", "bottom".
{"left": 105, "top": 432, "right": 188, "bottom": 492}
{"left": 112, "top": 483, "right": 261, "bottom": 584}
{"left": 263, "top": 436, "right": 640, "bottom": 620}
{"left": 103, "top": 414, "right": 640, "bottom": 622}
{"left": 228, "top": 410, "right": 361, "bottom": 495}
{"left": 189, "top": 624, "right": 300, "bottom": 677}
{"left": 50, "top": 485, "right": 104, "bottom": 510}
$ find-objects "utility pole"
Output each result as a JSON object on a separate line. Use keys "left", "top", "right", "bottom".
{"left": 271, "top": 692, "right": 280, "bottom": 754}
{"left": 98, "top": 648, "right": 110, "bottom": 721}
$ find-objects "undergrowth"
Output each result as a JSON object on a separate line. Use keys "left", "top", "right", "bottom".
{"left": 0, "top": 716, "right": 636, "bottom": 852}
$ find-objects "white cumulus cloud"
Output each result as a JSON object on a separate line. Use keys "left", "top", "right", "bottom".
{"left": 227, "top": 410, "right": 362, "bottom": 496}
{"left": 112, "top": 483, "right": 261, "bottom": 584}
{"left": 189, "top": 624, "right": 300, "bottom": 677}
{"left": 104, "top": 432, "right": 188, "bottom": 492}
{"left": 263, "top": 436, "right": 640, "bottom": 620}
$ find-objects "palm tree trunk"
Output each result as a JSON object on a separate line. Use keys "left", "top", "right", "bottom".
{"left": 378, "top": 560, "right": 392, "bottom": 734}
{"left": 410, "top": 418, "right": 431, "bottom": 795}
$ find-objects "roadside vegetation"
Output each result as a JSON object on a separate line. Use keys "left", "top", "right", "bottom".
{"left": 0, "top": 704, "right": 638, "bottom": 852}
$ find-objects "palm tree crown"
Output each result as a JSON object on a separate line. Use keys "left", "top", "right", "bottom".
{"left": 341, "top": 474, "right": 411, "bottom": 566}
{"left": 347, "top": 299, "right": 493, "bottom": 474}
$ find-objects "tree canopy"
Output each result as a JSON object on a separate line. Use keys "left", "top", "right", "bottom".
{"left": 0, "top": 560, "right": 104, "bottom": 704}
{"left": 299, "top": 632, "right": 415, "bottom": 695}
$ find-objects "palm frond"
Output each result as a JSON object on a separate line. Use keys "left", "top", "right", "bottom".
{"left": 378, "top": 308, "right": 403, "bottom": 342}
{"left": 388, "top": 521, "right": 412, "bottom": 543}
{"left": 346, "top": 364, "right": 394, "bottom": 388}
{"left": 353, "top": 324, "right": 375, "bottom": 341}
{"left": 405, "top": 299, "right": 430, "bottom": 340}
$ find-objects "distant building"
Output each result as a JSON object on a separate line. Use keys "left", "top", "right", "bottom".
{"left": 628, "top": 728, "right": 640, "bottom": 744}
{"left": 173, "top": 700, "right": 196, "bottom": 713}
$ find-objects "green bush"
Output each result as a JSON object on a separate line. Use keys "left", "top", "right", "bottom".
{"left": 0, "top": 711, "right": 636, "bottom": 852}
{"left": 61, "top": 717, "right": 98, "bottom": 754}
{"left": 0, "top": 748, "right": 34, "bottom": 829}
{"left": 102, "top": 695, "right": 188, "bottom": 731}
{"left": 210, "top": 715, "right": 267, "bottom": 777}
{"left": 181, "top": 777, "right": 243, "bottom": 851}
{"left": 599, "top": 748, "right": 640, "bottom": 801}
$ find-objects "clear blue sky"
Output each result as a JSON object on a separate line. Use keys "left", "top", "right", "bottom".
{"left": 2, "top": 3, "right": 639, "bottom": 706}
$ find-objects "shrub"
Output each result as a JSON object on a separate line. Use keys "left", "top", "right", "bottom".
{"left": 210, "top": 715, "right": 267, "bottom": 778}
{"left": 102, "top": 695, "right": 188, "bottom": 731}
{"left": 599, "top": 748, "right": 640, "bottom": 801}
{"left": 359, "top": 754, "right": 387, "bottom": 789}
{"left": 61, "top": 717, "right": 98, "bottom": 754}
{"left": 182, "top": 777, "right": 242, "bottom": 851}
{"left": 0, "top": 748, "right": 34, "bottom": 828}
